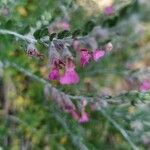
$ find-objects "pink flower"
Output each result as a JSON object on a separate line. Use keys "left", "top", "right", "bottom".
{"left": 60, "top": 59, "right": 79, "bottom": 85}
{"left": 79, "top": 111, "right": 89, "bottom": 123}
{"left": 79, "top": 49, "right": 91, "bottom": 67}
{"left": 72, "top": 40, "right": 80, "bottom": 51}
{"left": 70, "top": 110, "right": 80, "bottom": 120}
{"left": 104, "top": 6, "right": 113, "bottom": 15}
{"left": 61, "top": 22, "right": 70, "bottom": 30}
{"left": 48, "top": 59, "right": 65, "bottom": 81}
{"left": 48, "top": 67, "right": 59, "bottom": 80}
{"left": 57, "top": 21, "right": 70, "bottom": 30}
{"left": 92, "top": 50, "right": 105, "bottom": 61}
{"left": 60, "top": 68, "right": 79, "bottom": 84}
{"left": 140, "top": 80, "right": 150, "bottom": 92}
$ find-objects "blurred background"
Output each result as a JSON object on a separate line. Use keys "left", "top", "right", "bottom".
{"left": 0, "top": 0, "right": 150, "bottom": 149}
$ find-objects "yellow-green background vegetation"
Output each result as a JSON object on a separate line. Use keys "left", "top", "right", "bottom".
{"left": 0, "top": 0, "right": 150, "bottom": 149}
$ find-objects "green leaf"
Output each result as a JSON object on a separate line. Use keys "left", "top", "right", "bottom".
{"left": 33, "top": 27, "right": 49, "bottom": 39}
{"left": 81, "top": 20, "right": 96, "bottom": 36}
{"left": 57, "top": 30, "right": 71, "bottom": 39}
{"left": 49, "top": 33, "right": 57, "bottom": 41}
{"left": 5, "top": 20, "right": 16, "bottom": 29}
{"left": 82, "top": 30, "right": 88, "bottom": 36}
{"left": 41, "top": 27, "right": 49, "bottom": 37}
{"left": 22, "top": 25, "right": 30, "bottom": 34}
{"left": 102, "top": 15, "right": 119, "bottom": 27}
{"left": 33, "top": 29, "right": 42, "bottom": 39}
{"left": 84, "top": 20, "right": 95, "bottom": 32}
{"left": 72, "top": 29, "right": 81, "bottom": 38}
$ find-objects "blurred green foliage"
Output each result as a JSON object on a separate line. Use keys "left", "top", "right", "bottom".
{"left": 0, "top": 0, "right": 150, "bottom": 150}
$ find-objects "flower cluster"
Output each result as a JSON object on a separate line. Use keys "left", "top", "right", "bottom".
{"left": 70, "top": 109, "right": 89, "bottom": 123}
{"left": 48, "top": 57, "right": 79, "bottom": 85}
{"left": 48, "top": 20, "right": 70, "bottom": 33}
{"left": 48, "top": 41, "right": 113, "bottom": 85}
{"left": 45, "top": 85, "right": 90, "bottom": 124}
{"left": 79, "top": 48, "right": 105, "bottom": 67}
{"left": 66, "top": 99, "right": 89, "bottom": 123}
{"left": 139, "top": 80, "right": 150, "bottom": 92}
{"left": 104, "top": 5, "right": 114, "bottom": 16}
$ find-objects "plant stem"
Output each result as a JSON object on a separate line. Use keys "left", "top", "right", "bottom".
{"left": 99, "top": 108, "right": 139, "bottom": 150}
{"left": 0, "top": 29, "right": 37, "bottom": 43}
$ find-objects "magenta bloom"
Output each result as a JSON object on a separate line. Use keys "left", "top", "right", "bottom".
{"left": 79, "top": 111, "right": 89, "bottom": 123}
{"left": 48, "top": 67, "right": 59, "bottom": 80}
{"left": 70, "top": 110, "right": 80, "bottom": 120}
{"left": 48, "top": 58, "right": 65, "bottom": 81}
{"left": 57, "top": 21, "right": 70, "bottom": 30}
{"left": 80, "top": 49, "right": 91, "bottom": 67}
{"left": 140, "top": 80, "right": 150, "bottom": 92}
{"left": 92, "top": 50, "right": 105, "bottom": 61}
{"left": 60, "top": 59, "right": 79, "bottom": 85}
{"left": 61, "top": 22, "right": 70, "bottom": 30}
{"left": 60, "top": 68, "right": 79, "bottom": 84}
{"left": 73, "top": 40, "right": 80, "bottom": 51}
{"left": 104, "top": 6, "right": 113, "bottom": 15}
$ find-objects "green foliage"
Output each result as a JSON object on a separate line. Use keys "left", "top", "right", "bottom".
{"left": 57, "top": 30, "right": 71, "bottom": 39}
{"left": 0, "top": 0, "right": 150, "bottom": 150}
{"left": 33, "top": 27, "right": 49, "bottom": 39}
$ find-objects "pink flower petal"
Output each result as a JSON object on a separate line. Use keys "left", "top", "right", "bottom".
{"left": 104, "top": 6, "right": 113, "bottom": 15}
{"left": 70, "top": 110, "right": 80, "bottom": 120}
{"left": 79, "top": 111, "right": 89, "bottom": 123}
{"left": 48, "top": 67, "right": 59, "bottom": 80}
{"left": 92, "top": 50, "right": 105, "bottom": 61}
{"left": 57, "top": 21, "right": 70, "bottom": 30}
{"left": 60, "top": 69, "right": 79, "bottom": 85}
{"left": 140, "top": 80, "right": 150, "bottom": 92}
{"left": 73, "top": 40, "right": 80, "bottom": 51}
{"left": 80, "top": 49, "right": 91, "bottom": 67}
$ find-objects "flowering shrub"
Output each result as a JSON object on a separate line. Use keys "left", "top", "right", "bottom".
{"left": 48, "top": 42, "right": 111, "bottom": 84}
{"left": 0, "top": 0, "right": 150, "bottom": 150}
{"left": 140, "top": 80, "right": 150, "bottom": 92}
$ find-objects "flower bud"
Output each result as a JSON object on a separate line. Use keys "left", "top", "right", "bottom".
{"left": 48, "top": 43, "right": 60, "bottom": 65}
{"left": 105, "top": 42, "right": 113, "bottom": 52}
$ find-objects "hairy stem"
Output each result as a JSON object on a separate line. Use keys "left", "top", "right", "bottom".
{"left": 99, "top": 108, "right": 139, "bottom": 150}
{"left": 0, "top": 29, "right": 37, "bottom": 43}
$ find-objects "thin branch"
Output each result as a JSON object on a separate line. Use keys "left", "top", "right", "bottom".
{"left": 99, "top": 108, "right": 139, "bottom": 150}
{"left": 0, "top": 29, "right": 37, "bottom": 43}
{"left": 43, "top": 98, "right": 89, "bottom": 149}
{"left": 1, "top": 60, "right": 146, "bottom": 150}
{"left": 0, "top": 29, "right": 83, "bottom": 48}
{"left": 0, "top": 60, "right": 125, "bottom": 105}
{"left": 54, "top": 112, "right": 89, "bottom": 150}
{"left": 0, "top": 29, "right": 88, "bottom": 46}
{"left": 1, "top": 60, "right": 149, "bottom": 105}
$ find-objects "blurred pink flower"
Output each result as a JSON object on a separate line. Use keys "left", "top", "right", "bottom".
{"left": 48, "top": 58, "right": 65, "bottom": 81}
{"left": 140, "top": 80, "right": 150, "bottom": 92}
{"left": 60, "top": 69, "right": 79, "bottom": 84}
{"left": 60, "top": 59, "right": 79, "bottom": 84}
{"left": 57, "top": 21, "right": 70, "bottom": 30}
{"left": 79, "top": 49, "right": 91, "bottom": 67}
{"left": 79, "top": 111, "right": 89, "bottom": 123}
{"left": 70, "top": 110, "right": 80, "bottom": 120}
{"left": 92, "top": 50, "right": 105, "bottom": 61}
{"left": 72, "top": 40, "right": 80, "bottom": 51}
{"left": 104, "top": 6, "right": 113, "bottom": 15}
{"left": 48, "top": 67, "right": 59, "bottom": 80}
